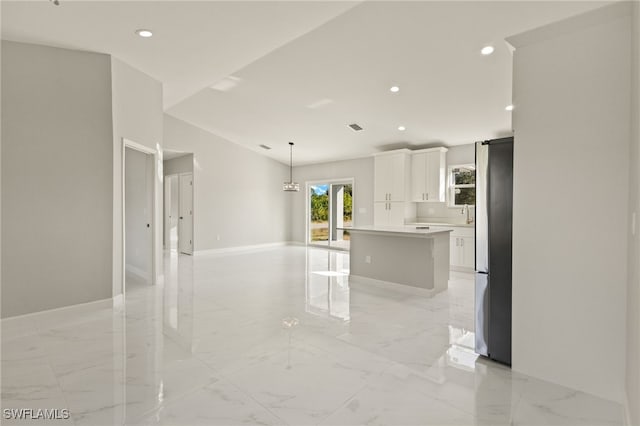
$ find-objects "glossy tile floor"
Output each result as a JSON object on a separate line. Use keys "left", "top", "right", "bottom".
{"left": 1, "top": 246, "right": 623, "bottom": 425}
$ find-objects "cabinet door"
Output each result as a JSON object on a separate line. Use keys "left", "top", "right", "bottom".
{"left": 425, "top": 151, "right": 443, "bottom": 202}
{"left": 374, "top": 156, "right": 391, "bottom": 202}
{"left": 411, "top": 153, "right": 426, "bottom": 201}
{"left": 390, "top": 154, "right": 406, "bottom": 201}
{"left": 388, "top": 202, "right": 405, "bottom": 226}
{"left": 374, "top": 202, "right": 389, "bottom": 226}
{"left": 450, "top": 236, "right": 460, "bottom": 267}
{"left": 461, "top": 236, "right": 475, "bottom": 268}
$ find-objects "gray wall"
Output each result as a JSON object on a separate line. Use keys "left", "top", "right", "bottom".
{"left": 509, "top": 4, "right": 630, "bottom": 402}
{"left": 164, "top": 154, "right": 194, "bottom": 176}
{"left": 1, "top": 41, "right": 113, "bottom": 317}
{"left": 125, "top": 147, "right": 153, "bottom": 281}
{"left": 164, "top": 115, "right": 289, "bottom": 251}
{"left": 627, "top": 1, "right": 640, "bottom": 423}
{"left": 111, "top": 57, "right": 163, "bottom": 296}
{"left": 291, "top": 157, "right": 374, "bottom": 243}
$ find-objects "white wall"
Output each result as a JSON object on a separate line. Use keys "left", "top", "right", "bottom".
{"left": 290, "top": 157, "right": 374, "bottom": 243}
{"left": 627, "top": 1, "right": 640, "bottom": 423}
{"left": 125, "top": 147, "right": 153, "bottom": 281}
{"left": 1, "top": 41, "right": 113, "bottom": 317}
{"left": 111, "top": 58, "right": 163, "bottom": 295}
{"left": 163, "top": 115, "right": 289, "bottom": 251}
{"left": 164, "top": 154, "right": 194, "bottom": 176}
{"left": 508, "top": 4, "right": 630, "bottom": 402}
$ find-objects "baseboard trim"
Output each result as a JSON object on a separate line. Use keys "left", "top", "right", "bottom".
{"left": 112, "top": 294, "right": 124, "bottom": 308}
{"left": 1, "top": 297, "right": 114, "bottom": 322}
{"left": 624, "top": 393, "right": 633, "bottom": 426}
{"left": 194, "top": 241, "right": 290, "bottom": 257}
{"left": 348, "top": 274, "right": 435, "bottom": 297}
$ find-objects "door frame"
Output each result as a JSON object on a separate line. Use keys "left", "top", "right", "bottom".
{"left": 121, "top": 138, "right": 161, "bottom": 293}
{"left": 305, "top": 177, "right": 355, "bottom": 249}
{"left": 177, "top": 172, "right": 194, "bottom": 255}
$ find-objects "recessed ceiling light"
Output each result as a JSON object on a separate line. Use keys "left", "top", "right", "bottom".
{"left": 135, "top": 29, "right": 153, "bottom": 38}
{"left": 390, "top": 86, "right": 400, "bottom": 93}
{"left": 398, "top": 126, "right": 406, "bottom": 131}
{"left": 505, "top": 104, "right": 514, "bottom": 111}
{"left": 480, "top": 46, "right": 494, "bottom": 55}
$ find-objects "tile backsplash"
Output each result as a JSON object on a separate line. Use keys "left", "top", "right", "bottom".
{"left": 414, "top": 202, "right": 475, "bottom": 224}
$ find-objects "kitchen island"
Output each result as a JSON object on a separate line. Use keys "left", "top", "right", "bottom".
{"left": 342, "top": 225, "right": 452, "bottom": 295}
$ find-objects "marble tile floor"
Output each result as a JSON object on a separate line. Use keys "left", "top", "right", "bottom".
{"left": 1, "top": 246, "right": 624, "bottom": 425}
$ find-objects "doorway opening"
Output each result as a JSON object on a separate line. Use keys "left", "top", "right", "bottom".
{"left": 307, "top": 179, "right": 354, "bottom": 251}
{"left": 163, "top": 152, "right": 194, "bottom": 255}
{"left": 124, "top": 146, "right": 154, "bottom": 291}
{"left": 164, "top": 173, "right": 193, "bottom": 255}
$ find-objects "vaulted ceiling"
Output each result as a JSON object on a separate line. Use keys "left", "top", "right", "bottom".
{"left": 2, "top": 1, "right": 609, "bottom": 165}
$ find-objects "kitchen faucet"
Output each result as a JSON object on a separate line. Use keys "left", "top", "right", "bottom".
{"left": 461, "top": 204, "right": 473, "bottom": 224}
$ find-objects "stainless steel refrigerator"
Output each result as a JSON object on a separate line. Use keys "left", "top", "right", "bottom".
{"left": 475, "top": 137, "right": 513, "bottom": 366}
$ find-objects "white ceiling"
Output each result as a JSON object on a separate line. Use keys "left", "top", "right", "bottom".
{"left": 2, "top": 1, "right": 609, "bottom": 165}
{"left": 1, "top": 1, "right": 359, "bottom": 107}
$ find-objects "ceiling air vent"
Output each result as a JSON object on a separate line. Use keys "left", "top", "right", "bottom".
{"left": 348, "top": 123, "right": 364, "bottom": 132}
{"left": 259, "top": 144, "right": 272, "bottom": 150}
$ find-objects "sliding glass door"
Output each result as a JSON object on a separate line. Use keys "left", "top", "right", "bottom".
{"left": 308, "top": 180, "right": 353, "bottom": 250}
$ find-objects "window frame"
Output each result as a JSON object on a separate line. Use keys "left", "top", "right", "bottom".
{"left": 448, "top": 163, "right": 476, "bottom": 208}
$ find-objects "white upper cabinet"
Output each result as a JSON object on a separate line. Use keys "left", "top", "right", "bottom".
{"left": 411, "top": 148, "right": 448, "bottom": 202}
{"left": 374, "top": 150, "right": 411, "bottom": 202}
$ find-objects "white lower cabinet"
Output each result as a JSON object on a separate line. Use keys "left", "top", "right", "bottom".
{"left": 374, "top": 202, "right": 406, "bottom": 226}
{"left": 449, "top": 227, "right": 475, "bottom": 270}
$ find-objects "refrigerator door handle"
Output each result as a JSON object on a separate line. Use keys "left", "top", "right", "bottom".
{"left": 475, "top": 273, "right": 489, "bottom": 356}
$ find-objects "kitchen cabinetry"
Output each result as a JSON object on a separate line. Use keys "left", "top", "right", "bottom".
{"left": 374, "top": 202, "right": 407, "bottom": 226}
{"left": 373, "top": 149, "right": 415, "bottom": 226}
{"left": 411, "top": 148, "right": 448, "bottom": 202}
{"left": 374, "top": 150, "right": 410, "bottom": 202}
{"left": 449, "top": 226, "right": 475, "bottom": 270}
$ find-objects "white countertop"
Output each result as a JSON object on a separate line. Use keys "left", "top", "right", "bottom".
{"left": 340, "top": 225, "right": 453, "bottom": 236}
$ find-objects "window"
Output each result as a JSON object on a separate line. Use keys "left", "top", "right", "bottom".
{"left": 448, "top": 164, "right": 476, "bottom": 207}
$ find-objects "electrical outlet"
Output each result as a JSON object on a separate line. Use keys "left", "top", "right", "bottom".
{"left": 365, "top": 255, "right": 371, "bottom": 264}
{"left": 359, "top": 207, "right": 366, "bottom": 214}
{"left": 216, "top": 235, "right": 221, "bottom": 241}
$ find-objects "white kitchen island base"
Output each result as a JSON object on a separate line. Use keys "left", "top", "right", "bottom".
{"left": 346, "top": 226, "right": 452, "bottom": 295}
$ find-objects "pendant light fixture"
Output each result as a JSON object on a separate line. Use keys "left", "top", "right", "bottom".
{"left": 283, "top": 142, "right": 300, "bottom": 192}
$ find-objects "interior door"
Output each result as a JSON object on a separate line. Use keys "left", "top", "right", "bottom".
{"left": 164, "top": 178, "right": 171, "bottom": 249}
{"left": 178, "top": 173, "right": 193, "bottom": 255}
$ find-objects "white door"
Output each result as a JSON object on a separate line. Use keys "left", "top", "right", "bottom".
{"left": 164, "top": 178, "right": 171, "bottom": 249}
{"left": 178, "top": 173, "right": 193, "bottom": 255}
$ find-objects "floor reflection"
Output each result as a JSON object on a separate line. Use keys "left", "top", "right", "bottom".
{"left": 305, "top": 249, "right": 350, "bottom": 321}
{"left": 0, "top": 246, "right": 624, "bottom": 426}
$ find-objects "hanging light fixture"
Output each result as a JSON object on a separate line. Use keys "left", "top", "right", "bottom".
{"left": 283, "top": 142, "right": 300, "bottom": 192}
